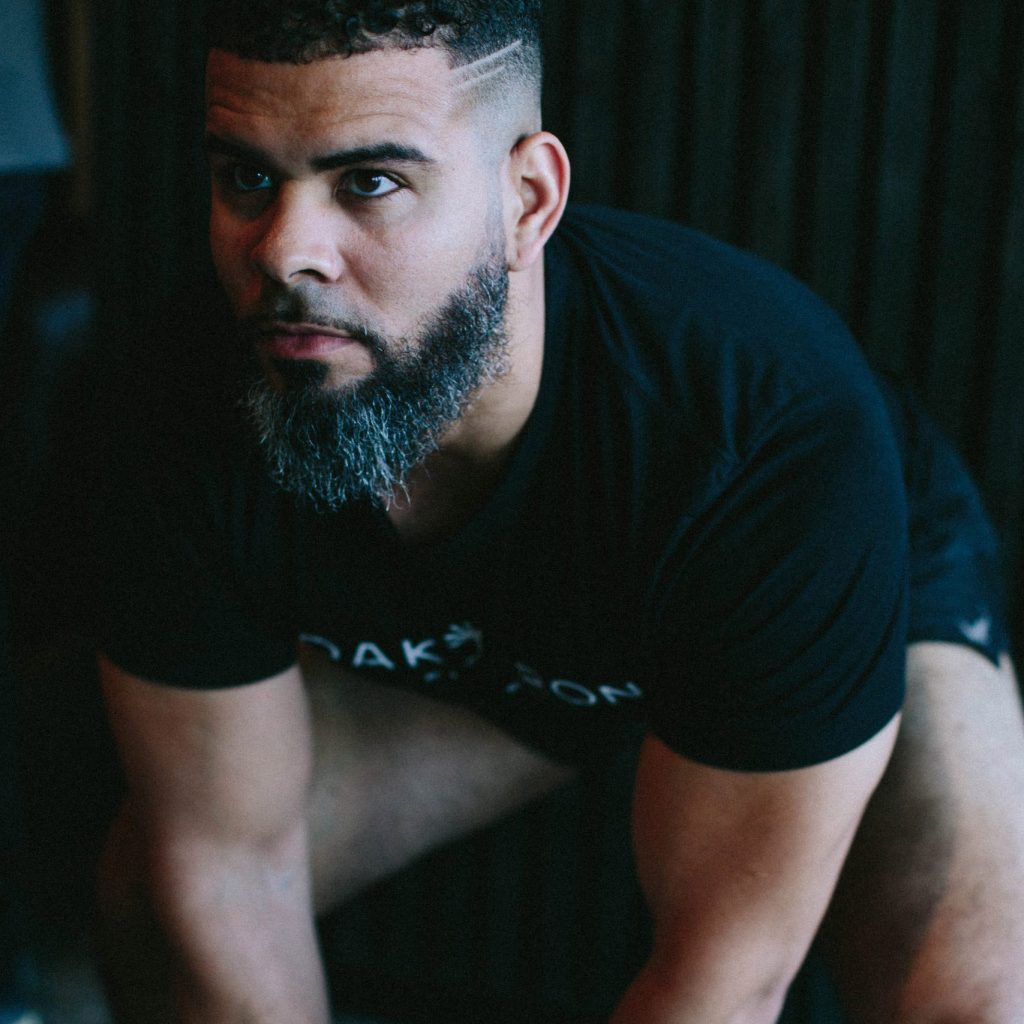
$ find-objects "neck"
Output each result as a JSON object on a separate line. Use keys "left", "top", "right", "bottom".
{"left": 385, "top": 258, "right": 546, "bottom": 542}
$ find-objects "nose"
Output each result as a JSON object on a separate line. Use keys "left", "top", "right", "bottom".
{"left": 249, "top": 186, "right": 345, "bottom": 284}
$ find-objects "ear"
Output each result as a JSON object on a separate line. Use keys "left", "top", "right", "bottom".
{"left": 504, "top": 131, "right": 571, "bottom": 272}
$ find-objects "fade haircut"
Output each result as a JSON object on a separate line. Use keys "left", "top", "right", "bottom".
{"left": 207, "top": 1, "right": 542, "bottom": 112}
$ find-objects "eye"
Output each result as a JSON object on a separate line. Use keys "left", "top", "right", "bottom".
{"left": 342, "top": 170, "right": 401, "bottom": 199}
{"left": 230, "top": 164, "right": 274, "bottom": 193}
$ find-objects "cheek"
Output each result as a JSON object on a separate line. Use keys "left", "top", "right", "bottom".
{"left": 362, "top": 244, "right": 431, "bottom": 296}
{"left": 359, "top": 212, "right": 487, "bottom": 310}
{"left": 370, "top": 175, "right": 494, "bottom": 292}
{"left": 354, "top": 241, "right": 457, "bottom": 327}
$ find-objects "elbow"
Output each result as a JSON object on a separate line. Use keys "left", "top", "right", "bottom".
{"left": 101, "top": 794, "right": 311, "bottom": 930}
{"left": 97, "top": 801, "right": 192, "bottom": 941}
{"left": 613, "top": 947, "right": 796, "bottom": 1024}
{"left": 97, "top": 803, "right": 150, "bottom": 933}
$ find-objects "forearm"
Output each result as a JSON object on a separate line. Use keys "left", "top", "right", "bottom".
{"left": 620, "top": 723, "right": 899, "bottom": 1024}
{"left": 158, "top": 830, "right": 329, "bottom": 1024}
{"left": 100, "top": 810, "right": 329, "bottom": 1024}
{"left": 98, "top": 810, "right": 176, "bottom": 1024}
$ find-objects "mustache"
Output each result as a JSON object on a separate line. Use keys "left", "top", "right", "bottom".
{"left": 238, "top": 292, "right": 381, "bottom": 349}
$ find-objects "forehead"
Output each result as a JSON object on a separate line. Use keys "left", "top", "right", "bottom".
{"left": 205, "top": 47, "right": 468, "bottom": 152}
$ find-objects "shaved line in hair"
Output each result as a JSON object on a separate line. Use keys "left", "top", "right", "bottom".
{"left": 450, "top": 40, "right": 525, "bottom": 86}
{"left": 448, "top": 38, "right": 541, "bottom": 144}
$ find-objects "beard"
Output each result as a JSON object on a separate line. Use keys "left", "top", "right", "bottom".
{"left": 240, "top": 250, "right": 510, "bottom": 511}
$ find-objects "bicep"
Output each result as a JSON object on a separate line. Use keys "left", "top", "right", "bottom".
{"left": 100, "top": 655, "right": 311, "bottom": 843}
{"left": 632, "top": 715, "right": 900, "bottom": 994}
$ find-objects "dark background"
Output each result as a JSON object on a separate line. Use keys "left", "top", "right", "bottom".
{"left": 15, "top": 1, "right": 1024, "bottom": 1021}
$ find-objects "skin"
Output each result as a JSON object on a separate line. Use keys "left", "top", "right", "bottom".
{"left": 205, "top": 47, "right": 557, "bottom": 538}
{"left": 101, "top": 41, "right": 924, "bottom": 1024}
{"left": 824, "top": 644, "right": 1024, "bottom": 1023}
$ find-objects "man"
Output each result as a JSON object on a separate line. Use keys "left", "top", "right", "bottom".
{"left": 94, "top": 2, "right": 1024, "bottom": 1022}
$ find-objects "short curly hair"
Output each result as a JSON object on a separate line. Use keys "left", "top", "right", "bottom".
{"left": 206, "top": 1, "right": 542, "bottom": 73}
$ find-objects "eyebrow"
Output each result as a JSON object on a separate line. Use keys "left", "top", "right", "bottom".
{"left": 310, "top": 142, "right": 436, "bottom": 172}
{"left": 204, "top": 133, "right": 436, "bottom": 172}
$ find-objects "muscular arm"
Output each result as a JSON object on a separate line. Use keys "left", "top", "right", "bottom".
{"left": 612, "top": 716, "right": 900, "bottom": 1024}
{"left": 99, "top": 655, "right": 329, "bottom": 1024}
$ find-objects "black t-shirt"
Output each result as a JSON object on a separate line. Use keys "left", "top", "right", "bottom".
{"left": 97, "top": 205, "right": 908, "bottom": 771}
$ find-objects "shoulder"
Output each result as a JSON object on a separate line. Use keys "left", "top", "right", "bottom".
{"left": 91, "top": 277, "right": 285, "bottom": 588}
{"left": 554, "top": 203, "right": 843, "bottom": 335}
{"left": 90, "top": 282, "right": 300, "bottom": 688}
{"left": 99, "top": 277, "right": 255, "bottom": 495}
{"left": 549, "top": 204, "right": 891, "bottom": 466}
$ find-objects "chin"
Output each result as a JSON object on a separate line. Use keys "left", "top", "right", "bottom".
{"left": 264, "top": 355, "right": 331, "bottom": 394}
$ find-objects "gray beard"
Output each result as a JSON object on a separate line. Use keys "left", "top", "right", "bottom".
{"left": 242, "top": 254, "right": 510, "bottom": 511}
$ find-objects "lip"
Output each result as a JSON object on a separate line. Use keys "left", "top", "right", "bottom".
{"left": 257, "top": 322, "right": 359, "bottom": 359}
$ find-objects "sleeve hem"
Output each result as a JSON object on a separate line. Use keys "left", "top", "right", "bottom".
{"left": 650, "top": 692, "right": 904, "bottom": 773}
{"left": 99, "top": 645, "right": 298, "bottom": 690}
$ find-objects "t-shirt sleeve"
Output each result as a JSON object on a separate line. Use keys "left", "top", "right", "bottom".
{"left": 93, "top": 422, "right": 298, "bottom": 689}
{"left": 646, "top": 377, "right": 908, "bottom": 771}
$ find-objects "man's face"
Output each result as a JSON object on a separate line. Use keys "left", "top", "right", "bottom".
{"left": 204, "top": 46, "right": 513, "bottom": 506}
